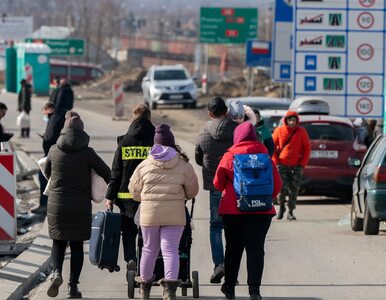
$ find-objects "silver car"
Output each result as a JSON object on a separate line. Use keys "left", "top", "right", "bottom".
{"left": 141, "top": 64, "right": 198, "bottom": 109}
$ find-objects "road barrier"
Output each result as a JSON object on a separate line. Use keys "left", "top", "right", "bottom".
{"left": 25, "top": 64, "right": 33, "bottom": 86}
{"left": 0, "top": 150, "right": 17, "bottom": 254}
{"left": 112, "top": 82, "right": 124, "bottom": 119}
{"left": 201, "top": 73, "right": 208, "bottom": 95}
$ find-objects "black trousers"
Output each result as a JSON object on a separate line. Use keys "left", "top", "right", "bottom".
{"left": 121, "top": 215, "right": 138, "bottom": 263}
{"left": 38, "top": 170, "right": 48, "bottom": 206}
{"left": 222, "top": 214, "right": 272, "bottom": 292}
{"left": 51, "top": 240, "right": 84, "bottom": 284}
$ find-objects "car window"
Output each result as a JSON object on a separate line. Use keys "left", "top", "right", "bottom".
{"left": 71, "top": 66, "right": 87, "bottom": 76}
{"left": 51, "top": 65, "right": 66, "bottom": 75}
{"left": 366, "top": 137, "right": 386, "bottom": 166}
{"left": 153, "top": 70, "right": 188, "bottom": 80}
{"left": 91, "top": 68, "right": 103, "bottom": 79}
{"left": 262, "top": 116, "right": 282, "bottom": 133}
{"left": 302, "top": 123, "right": 354, "bottom": 141}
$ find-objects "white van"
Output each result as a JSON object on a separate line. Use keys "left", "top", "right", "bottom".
{"left": 289, "top": 97, "right": 330, "bottom": 115}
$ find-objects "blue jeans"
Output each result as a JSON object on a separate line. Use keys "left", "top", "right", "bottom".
{"left": 209, "top": 190, "right": 224, "bottom": 267}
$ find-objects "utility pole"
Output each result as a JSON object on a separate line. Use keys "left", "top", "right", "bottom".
{"left": 158, "top": 5, "right": 166, "bottom": 65}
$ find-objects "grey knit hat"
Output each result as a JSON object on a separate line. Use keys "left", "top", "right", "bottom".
{"left": 228, "top": 99, "right": 245, "bottom": 120}
{"left": 64, "top": 111, "right": 84, "bottom": 130}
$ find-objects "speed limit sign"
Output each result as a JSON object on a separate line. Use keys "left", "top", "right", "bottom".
{"left": 357, "top": 12, "right": 375, "bottom": 29}
{"left": 357, "top": 44, "right": 374, "bottom": 61}
{"left": 359, "top": 0, "right": 376, "bottom": 8}
{"left": 356, "top": 97, "right": 373, "bottom": 115}
{"left": 356, "top": 76, "right": 374, "bottom": 93}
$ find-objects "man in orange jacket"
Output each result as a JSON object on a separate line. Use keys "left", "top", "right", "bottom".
{"left": 272, "top": 111, "right": 311, "bottom": 220}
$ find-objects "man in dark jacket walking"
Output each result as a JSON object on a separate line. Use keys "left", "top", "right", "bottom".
{"left": 0, "top": 102, "right": 13, "bottom": 143}
{"left": 32, "top": 102, "right": 66, "bottom": 215}
{"left": 17, "top": 79, "right": 32, "bottom": 138}
{"left": 54, "top": 78, "right": 74, "bottom": 116}
{"left": 105, "top": 104, "right": 155, "bottom": 279}
{"left": 195, "top": 96, "right": 238, "bottom": 284}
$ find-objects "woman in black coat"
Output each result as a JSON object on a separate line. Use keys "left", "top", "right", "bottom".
{"left": 44, "top": 111, "right": 111, "bottom": 299}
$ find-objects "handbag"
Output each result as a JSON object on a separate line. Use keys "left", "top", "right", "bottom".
{"left": 38, "top": 157, "right": 107, "bottom": 202}
{"left": 91, "top": 169, "right": 107, "bottom": 203}
{"left": 134, "top": 204, "right": 141, "bottom": 226}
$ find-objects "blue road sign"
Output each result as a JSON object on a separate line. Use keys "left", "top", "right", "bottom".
{"left": 305, "top": 55, "right": 317, "bottom": 70}
{"left": 272, "top": 0, "right": 293, "bottom": 82}
{"left": 304, "top": 76, "right": 317, "bottom": 91}
{"left": 280, "top": 64, "right": 291, "bottom": 79}
{"left": 246, "top": 40, "right": 271, "bottom": 67}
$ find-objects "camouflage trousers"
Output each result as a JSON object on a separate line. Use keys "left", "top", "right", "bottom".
{"left": 278, "top": 165, "right": 304, "bottom": 210}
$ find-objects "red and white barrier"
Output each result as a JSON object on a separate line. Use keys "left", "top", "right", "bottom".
{"left": 25, "top": 64, "right": 33, "bottom": 86}
{"left": 0, "top": 153, "right": 16, "bottom": 243}
{"left": 112, "top": 82, "right": 124, "bottom": 119}
{"left": 201, "top": 73, "right": 208, "bottom": 95}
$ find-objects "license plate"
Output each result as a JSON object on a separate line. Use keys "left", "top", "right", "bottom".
{"left": 311, "top": 150, "right": 338, "bottom": 159}
{"left": 169, "top": 94, "right": 183, "bottom": 99}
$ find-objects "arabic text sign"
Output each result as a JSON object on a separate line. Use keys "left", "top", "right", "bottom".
{"left": 0, "top": 17, "right": 33, "bottom": 40}
{"left": 293, "top": 0, "right": 385, "bottom": 118}
{"left": 272, "top": 0, "right": 293, "bottom": 82}
{"left": 25, "top": 38, "right": 85, "bottom": 56}
{"left": 200, "top": 7, "right": 258, "bottom": 44}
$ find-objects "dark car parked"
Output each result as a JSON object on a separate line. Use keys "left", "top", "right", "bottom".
{"left": 351, "top": 134, "right": 386, "bottom": 235}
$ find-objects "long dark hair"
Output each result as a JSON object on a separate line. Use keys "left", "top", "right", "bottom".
{"left": 172, "top": 145, "right": 189, "bottom": 162}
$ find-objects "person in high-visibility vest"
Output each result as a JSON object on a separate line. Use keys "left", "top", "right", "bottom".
{"left": 104, "top": 104, "right": 155, "bottom": 281}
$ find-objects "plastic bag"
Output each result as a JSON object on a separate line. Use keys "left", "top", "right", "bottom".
{"left": 16, "top": 111, "right": 30, "bottom": 128}
{"left": 91, "top": 169, "right": 107, "bottom": 203}
{"left": 134, "top": 204, "right": 141, "bottom": 226}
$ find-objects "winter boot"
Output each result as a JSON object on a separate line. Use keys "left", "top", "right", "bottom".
{"left": 47, "top": 270, "right": 63, "bottom": 297}
{"left": 276, "top": 204, "right": 286, "bottom": 220}
{"left": 135, "top": 276, "right": 153, "bottom": 300}
{"left": 221, "top": 284, "right": 236, "bottom": 299}
{"left": 287, "top": 210, "right": 296, "bottom": 221}
{"left": 158, "top": 279, "right": 180, "bottom": 300}
{"left": 67, "top": 283, "right": 82, "bottom": 299}
{"left": 249, "top": 288, "right": 262, "bottom": 300}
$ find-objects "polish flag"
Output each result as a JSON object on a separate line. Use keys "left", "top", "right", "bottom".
{"left": 251, "top": 42, "right": 270, "bottom": 55}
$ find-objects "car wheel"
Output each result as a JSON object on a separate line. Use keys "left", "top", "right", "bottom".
{"left": 151, "top": 101, "right": 157, "bottom": 110}
{"left": 364, "top": 200, "right": 379, "bottom": 235}
{"left": 189, "top": 102, "right": 197, "bottom": 109}
{"left": 350, "top": 198, "right": 363, "bottom": 231}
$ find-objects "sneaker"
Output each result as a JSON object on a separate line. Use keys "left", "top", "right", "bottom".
{"left": 221, "top": 284, "right": 235, "bottom": 299}
{"left": 47, "top": 271, "right": 63, "bottom": 297}
{"left": 210, "top": 264, "right": 225, "bottom": 284}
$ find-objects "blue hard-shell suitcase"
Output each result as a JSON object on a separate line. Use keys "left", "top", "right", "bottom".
{"left": 89, "top": 210, "right": 121, "bottom": 272}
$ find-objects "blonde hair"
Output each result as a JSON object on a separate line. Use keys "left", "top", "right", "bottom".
{"left": 132, "top": 104, "right": 151, "bottom": 120}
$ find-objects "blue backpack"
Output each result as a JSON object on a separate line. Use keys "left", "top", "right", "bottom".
{"left": 233, "top": 153, "right": 273, "bottom": 212}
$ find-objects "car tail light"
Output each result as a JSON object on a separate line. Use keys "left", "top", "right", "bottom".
{"left": 373, "top": 166, "right": 386, "bottom": 183}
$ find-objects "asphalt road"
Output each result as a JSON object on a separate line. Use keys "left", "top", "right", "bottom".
{"left": 1, "top": 92, "right": 385, "bottom": 300}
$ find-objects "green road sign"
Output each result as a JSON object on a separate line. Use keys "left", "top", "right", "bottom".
{"left": 200, "top": 7, "right": 258, "bottom": 44}
{"left": 25, "top": 38, "right": 85, "bottom": 56}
